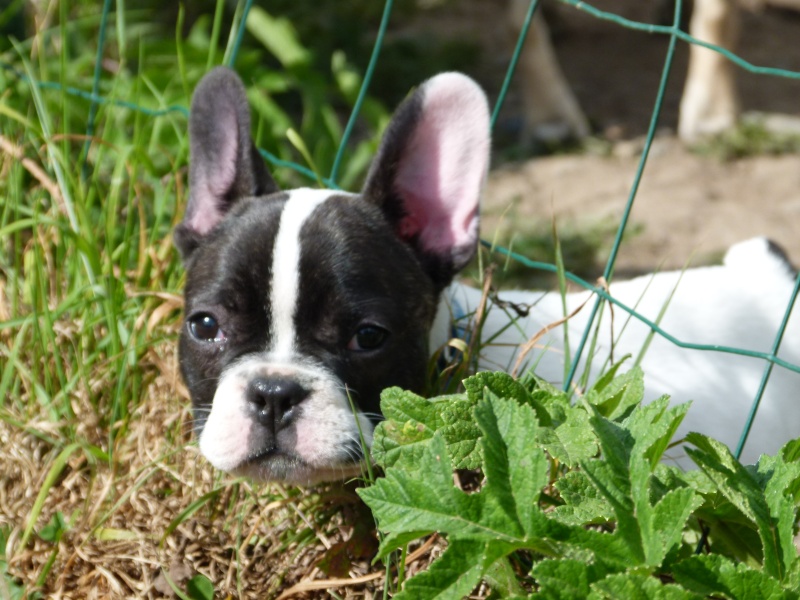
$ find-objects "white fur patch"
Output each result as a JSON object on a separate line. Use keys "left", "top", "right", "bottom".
{"left": 200, "top": 352, "right": 374, "bottom": 484}
{"left": 436, "top": 237, "right": 800, "bottom": 468}
{"left": 198, "top": 373, "right": 252, "bottom": 472}
{"left": 269, "top": 189, "right": 335, "bottom": 358}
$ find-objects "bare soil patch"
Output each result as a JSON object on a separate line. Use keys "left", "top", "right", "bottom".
{"left": 485, "top": 138, "right": 800, "bottom": 278}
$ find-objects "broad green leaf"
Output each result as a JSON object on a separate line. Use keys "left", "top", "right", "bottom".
{"left": 440, "top": 396, "right": 483, "bottom": 469}
{"left": 649, "top": 487, "right": 702, "bottom": 564}
{"left": 585, "top": 364, "right": 644, "bottom": 421}
{"left": 464, "top": 371, "right": 553, "bottom": 425}
{"left": 581, "top": 458, "right": 643, "bottom": 562}
{"left": 686, "top": 434, "right": 792, "bottom": 581}
{"left": 475, "top": 391, "right": 548, "bottom": 537}
{"left": 186, "top": 574, "right": 214, "bottom": 600}
{"left": 532, "top": 558, "right": 612, "bottom": 600}
{"left": 394, "top": 539, "right": 507, "bottom": 600}
{"left": 589, "top": 572, "right": 702, "bottom": 599}
{"left": 552, "top": 471, "right": 614, "bottom": 526}
{"left": 370, "top": 387, "right": 450, "bottom": 469}
{"left": 626, "top": 401, "right": 700, "bottom": 565}
{"left": 362, "top": 393, "right": 635, "bottom": 571}
{"left": 624, "top": 399, "right": 689, "bottom": 470}
{"left": 781, "top": 438, "right": 800, "bottom": 465}
{"left": 38, "top": 511, "right": 67, "bottom": 543}
{"left": 360, "top": 432, "right": 520, "bottom": 558}
{"left": 673, "top": 466, "right": 762, "bottom": 562}
{"left": 371, "top": 387, "right": 478, "bottom": 471}
{"left": 755, "top": 446, "right": 800, "bottom": 572}
{"left": 672, "top": 554, "right": 798, "bottom": 599}
{"left": 380, "top": 387, "right": 448, "bottom": 427}
{"left": 586, "top": 406, "right": 634, "bottom": 478}
{"left": 785, "top": 558, "right": 800, "bottom": 594}
{"left": 526, "top": 375, "right": 572, "bottom": 423}
{"left": 582, "top": 399, "right": 700, "bottom": 567}
{"left": 538, "top": 405, "right": 598, "bottom": 467}
{"left": 464, "top": 371, "right": 528, "bottom": 404}
{"left": 484, "top": 556, "right": 528, "bottom": 598}
{"left": 584, "top": 357, "right": 629, "bottom": 399}
{"left": 691, "top": 491, "right": 763, "bottom": 564}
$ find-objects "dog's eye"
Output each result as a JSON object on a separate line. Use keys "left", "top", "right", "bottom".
{"left": 188, "top": 313, "right": 224, "bottom": 342}
{"left": 347, "top": 324, "right": 388, "bottom": 352}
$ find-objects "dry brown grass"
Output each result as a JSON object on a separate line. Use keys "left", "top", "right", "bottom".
{"left": 0, "top": 333, "right": 446, "bottom": 599}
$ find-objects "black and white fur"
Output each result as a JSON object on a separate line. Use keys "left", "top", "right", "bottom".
{"left": 176, "top": 67, "right": 800, "bottom": 484}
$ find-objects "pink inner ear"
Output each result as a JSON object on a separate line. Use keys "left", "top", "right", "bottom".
{"left": 394, "top": 73, "right": 490, "bottom": 258}
{"left": 187, "top": 111, "right": 240, "bottom": 235}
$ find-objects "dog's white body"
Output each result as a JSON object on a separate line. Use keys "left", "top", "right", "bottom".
{"left": 433, "top": 237, "right": 800, "bottom": 468}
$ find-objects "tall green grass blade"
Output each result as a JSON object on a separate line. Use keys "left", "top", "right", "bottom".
{"left": 552, "top": 221, "right": 572, "bottom": 382}
{"left": 81, "top": 0, "right": 113, "bottom": 170}
{"left": 160, "top": 569, "right": 195, "bottom": 600}
{"left": 161, "top": 489, "right": 223, "bottom": 546}
{"left": 176, "top": 4, "right": 189, "bottom": 99}
{"left": 13, "top": 43, "right": 96, "bottom": 289}
{"left": 632, "top": 268, "right": 685, "bottom": 370}
{"left": 286, "top": 128, "right": 323, "bottom": 187}
{"left": 19, "top": 443, "right": 82, "bottom": 549}
{"left": 0, "top": 322, "right": 30, "bottom": 407}
{"left": 0, "top": 102, "right": 31, "bottom": 128}
{"left": 206, "top": 0, "right": 226, "bottom": 70}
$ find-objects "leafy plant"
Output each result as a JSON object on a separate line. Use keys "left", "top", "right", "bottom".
{"left": 359, "top": 370, "right": 800, "bottom": 598}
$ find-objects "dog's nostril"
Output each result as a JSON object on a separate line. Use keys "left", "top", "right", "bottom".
{"left": 247, "top": 377, "right": 309, "bottom": 429}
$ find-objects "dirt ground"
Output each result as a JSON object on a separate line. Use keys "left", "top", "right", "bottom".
{"left": 423, "top": 0, "right": 800, "bottom": 278}
{"left": 484, "top": 137, "right": 800, "bottom": 277}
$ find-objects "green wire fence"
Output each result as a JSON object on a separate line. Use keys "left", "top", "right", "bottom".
{"left": 4, "top": 0, "right": 800, "bottom": 462}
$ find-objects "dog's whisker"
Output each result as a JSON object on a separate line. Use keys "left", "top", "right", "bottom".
{"left": 359, "top": 412, "right": 383, "bottom": 421}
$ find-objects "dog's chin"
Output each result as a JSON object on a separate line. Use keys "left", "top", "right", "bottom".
{"left": 228, "top": 451, "right": 366, "bottom": 486}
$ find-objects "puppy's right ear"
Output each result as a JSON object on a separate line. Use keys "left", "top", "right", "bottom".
{"left": 361, "top": 72, "right": 490, "bottom": 289}
{"left": 175, "top": 67, "right": 278, "bottom": 259}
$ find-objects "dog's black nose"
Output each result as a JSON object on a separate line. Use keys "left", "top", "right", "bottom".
{"left": 247, "top": 377, "right": 309, "bottom": 431}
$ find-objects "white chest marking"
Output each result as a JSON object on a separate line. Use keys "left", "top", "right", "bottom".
{"left": 269, "top": 188, "right": 336, "bottom": 358}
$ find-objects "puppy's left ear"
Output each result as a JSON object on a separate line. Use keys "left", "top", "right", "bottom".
{"left": 362, "top": 72, "right": 490, "bottom": 287}
{"left": 175, "top": 67, "right": 279, "bottom": 259}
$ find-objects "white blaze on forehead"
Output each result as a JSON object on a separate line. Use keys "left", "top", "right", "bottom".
{"left": 269, "top": 188, "right": 339, "bottom": 358}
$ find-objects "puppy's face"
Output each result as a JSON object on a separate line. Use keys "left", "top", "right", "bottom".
{"left": 176, "top": 68, "right": 490, "bottom": 484}
{"left": 179, "top": 189, "right": 438, "bottom": 483}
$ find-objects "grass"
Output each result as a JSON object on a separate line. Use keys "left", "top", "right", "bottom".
{"left": 0, "top": 3, "right": 407, "bottom": 597}
{"left": 691, "top": 114, "right": 800, "bottom": 161}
